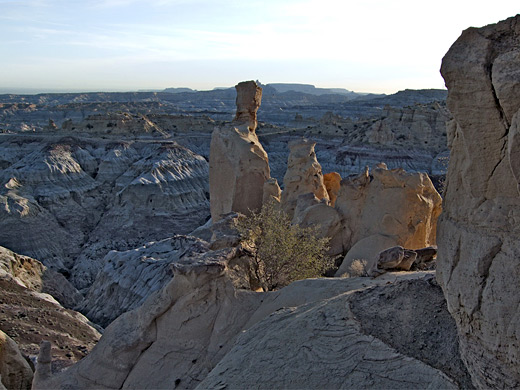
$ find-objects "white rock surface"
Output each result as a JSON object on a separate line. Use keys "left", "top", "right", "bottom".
{"left": 35, "top": 263, "right": 461, "bottom": 389}
{"left": 78, "top": 235, "right": 210, "bottom": 327}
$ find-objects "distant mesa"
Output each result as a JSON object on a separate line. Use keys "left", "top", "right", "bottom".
{"left": 163, "top": 87, "right": 196, "bottom": 93}
{"left": 267, "top": 83, "right": 358, "bottom": 96}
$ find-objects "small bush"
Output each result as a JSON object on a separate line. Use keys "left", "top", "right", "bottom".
{"left": 236, "top": 201, "right": 331, "bottom": 291}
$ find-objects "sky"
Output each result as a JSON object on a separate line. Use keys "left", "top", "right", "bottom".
{"left": 0, "top": 0, "right": 518, "bottom": 94}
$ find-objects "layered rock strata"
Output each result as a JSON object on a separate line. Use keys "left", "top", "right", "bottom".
{"left": 209, "top": 81, "right": 271, "bottom": 222}
{"left": 0, "top": 136, "right": 209, "bottom": 291}
{"left": 437, "top": 15, "right": 520, "bottom": 388}
{"left": 79, "top": 233, "right": 260, "bottom": 327}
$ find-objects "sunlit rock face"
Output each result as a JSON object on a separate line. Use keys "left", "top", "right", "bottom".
{"left": 335, "top": 164, "right": 442, "bottom": 277}
{"left": 209, "top": 81, "right": 271, "bottom": 222}
{"left": 281, "top": 138, "right": 329, "bottom": 218}
{"left": 437, "top": 14, "right": 520, "bottom": 389}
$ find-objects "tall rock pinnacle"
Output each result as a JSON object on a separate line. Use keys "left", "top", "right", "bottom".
{"left": 209, "top": 81, "right": 271, "bottom": 222}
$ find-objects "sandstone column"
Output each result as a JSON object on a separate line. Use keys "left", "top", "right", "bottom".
{"left": 209, "top": 81, "right": 271, "bottom": 222}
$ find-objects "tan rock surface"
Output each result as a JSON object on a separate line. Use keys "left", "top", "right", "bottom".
{"left": 0, "top": 246, "right": 82, "bottom": 308}
{"left": 437, "top": 14, "right": 520, "bottom": 388}
{"left": 323, "top": 171, "right": 341, "bottom": 206}
{"left": 209, "top": 81, "right": 270, "bottom": 222}
{"left": 292, "top": 193, "right": 346, "bottom": 256}
{"left": 335, "top": 165, "right": 442, "bottom": 276}
{"left": 262, "top": 177, "right": 281, "bottom": 204}
{"left": 199, "top": 276, "right": 458, "bottom": 390}
{"left": 0, "top": 330, "right": 33, "bottom": 390}
{"left": 281, "top": 138, "right": 329, "bottom": 218}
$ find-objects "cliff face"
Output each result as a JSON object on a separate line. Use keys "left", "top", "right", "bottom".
{"left": 438, "top": 15, "right": 520, "bottom": 388}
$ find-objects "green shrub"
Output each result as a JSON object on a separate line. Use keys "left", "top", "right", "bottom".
{"left": 236, "top": 201, "right": 331, "bottom": 291}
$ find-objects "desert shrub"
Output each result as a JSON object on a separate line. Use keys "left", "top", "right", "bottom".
{"left": 236, "top": 201, "right": 331, "bottom": 291}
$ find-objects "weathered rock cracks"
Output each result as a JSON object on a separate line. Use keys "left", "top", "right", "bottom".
{"left": 33, "top": 268, "right": 462, "bottom": 390}
{"left": 438, "top": 14, "right": 520, "bottom": 389}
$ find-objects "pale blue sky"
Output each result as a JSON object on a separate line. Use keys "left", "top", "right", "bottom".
{"left": 1, "top": 0, "right": 518, "bottom": 94}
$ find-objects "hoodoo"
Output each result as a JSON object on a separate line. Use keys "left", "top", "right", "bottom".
{"left": 209, "top": 81, "right": 271, "bottom": 222}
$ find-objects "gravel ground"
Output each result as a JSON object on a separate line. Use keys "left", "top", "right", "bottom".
{"left": 0, "top": 278, "right": 100, "bottom": 373}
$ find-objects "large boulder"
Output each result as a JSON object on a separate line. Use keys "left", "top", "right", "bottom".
{"left": 335, "top": 164, "right": 442, "bottom": 276}
{"left": 0, "top": 331, "right": 33, "bottom": 390}
{"left": 437, "top": 15, "right": 520, "bottom": 388}
{"left": 209, "top": 81, "right": 271, "bottom": 222}
{"left": 292, "top": 193, "right": 346, "bottom": 256}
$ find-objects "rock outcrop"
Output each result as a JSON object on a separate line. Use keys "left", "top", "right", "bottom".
{"left": 0, "top": 330, "right": 33, "bottom": 390}
{"left": 78, "top": 236, "right": 210, "bottom": 327}
{"left": 335, "top": 164, "right": 442, "bottom": 277}
{"left": 209, "top": 81, "right": 270, "bottom": 222}
{"left": 437, "top": 15, "right": 520, "bottom": 388}
{"left": 323, "top": 171, "right": 341, "bottom": 207}
{"left": 281, "top": 138, "right": 329, "bottom": 217}
{"left": 0, "top": 246, "right": 82, "bottom": 308}
{"left": 34, "top": 260, "right": 466, "bottom": 390}
{"left": 292, "top": 193, "right": 346, "bottom": 256}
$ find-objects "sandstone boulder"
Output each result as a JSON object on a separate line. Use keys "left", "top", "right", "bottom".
{"left": 323, "top": 171, "right": 341, "bottom": 207}
{"left": 292, "top": 193, "right": 346, "bottom": 256}
{"left": 209, "top": 81, "right": 270, "bottom": 222}
{"left": 281, "top": 138, "right": 329, "bottom": 218}
{"left": 377, "top": 246, "right": 405, "bottom": 269}
{"left": 437, "top": 14, "right": 520, "bottom": 388}
{"left": 399, "top": 249, "right": 418, "bottom": 271}
{"left": 335, "top": 164, "right": 442, "bottom": 276}
{"left": 0, "top": 331, "right": 33, "bottom": 390}
{"left": 337, "top": 234, "right": 398, "bottom": 277}
{"left": 262, "top": 177, "right": 281, "bottom": 204}
{"left": 414, "top": 246, "right": 437, "bottom": 270}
